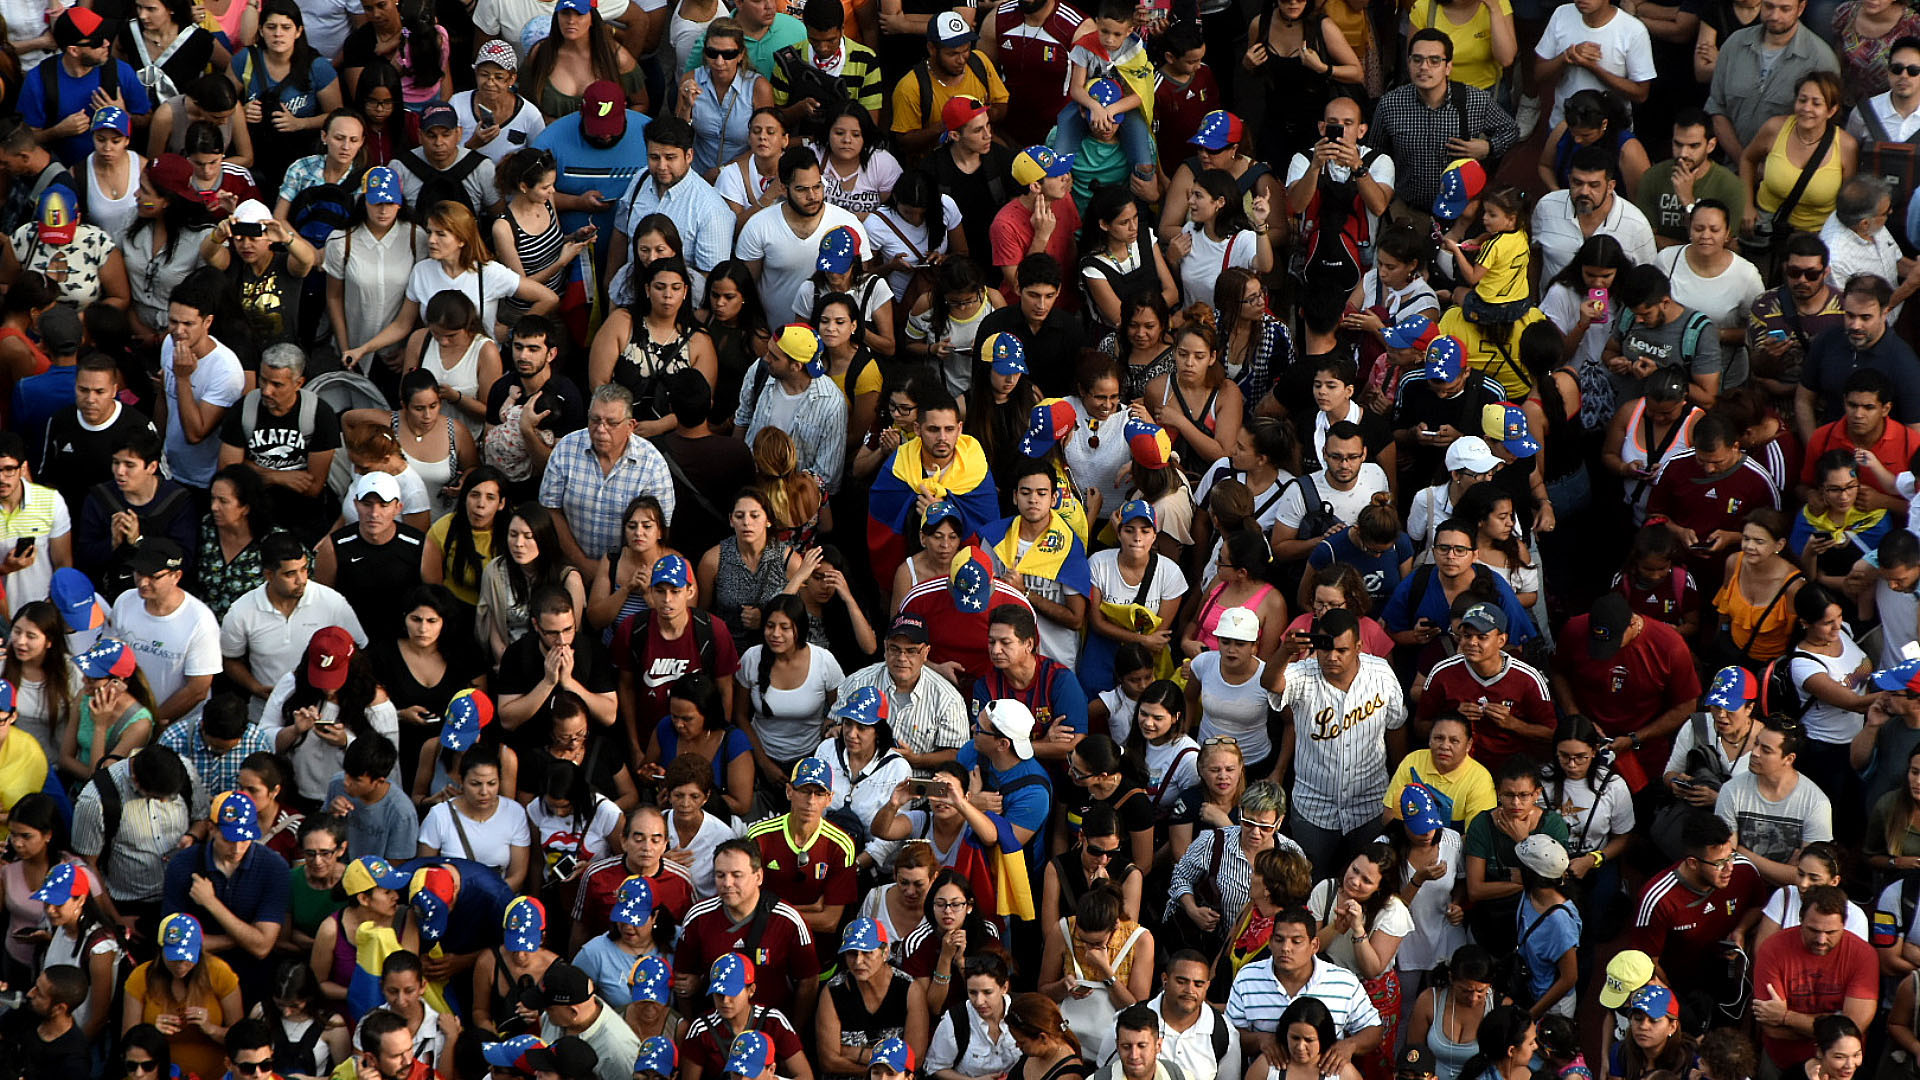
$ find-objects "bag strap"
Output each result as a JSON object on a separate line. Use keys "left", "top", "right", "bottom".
{"left": 448, "top": 803, "right": 479, "bottom": 861}
{"left": 1516, "top": 901, "right": 1572, "bottom": 951}
{"left": 876, "top": 209, "right": 925, "bottom": 262}
{"left": 1739, "top": 571, "right": 1804, "bottom": 655}
{"left": 1864, "top": 101, "right": 1894, "bottom": 145}
{"left": 1220, "top": 231, "right": 1238, "bottom": 277}
{"left": 1629, "top": 405, "right": 1688, "bottom": 505}
{"left": 1132, "top": 553, "right": 1159, "bottom": 605}
{"left": 1772, "top": 120, "right": 1837, "bottom": 231}
{"left": 649, "top": 436, "right": 729, "bottom": 524}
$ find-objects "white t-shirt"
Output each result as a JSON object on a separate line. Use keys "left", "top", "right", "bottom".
{"left": 471, "top": 0, "right": 631, "bottom": 50}
{"left": 665, "top": 807, "right": 741, "bottom": 898}
{"left": 1790, "top": 636, "right": 1871, "bottom": 743}
{"left": 1190, "top": 650, "right": 1271, "bottom": 763}
{"left": 1145, "top": 735, "right": 1201, "bottom": 800}
{"left": 819, "top": 147, "right": 904, "bottom": 216}
{"left": 450, "top": 92, "right": 548, "bottom": 164}
{"left": 406, "top": 259, "right": 523, "bottom": 333}
{"left": 1308, "top": 878, "right": 1415, "bottom": 974}
{"left": 1275, "top": 464, "right": 1392, "bottom": 533}
{"left": 109, "top": 591, "right": 223, "bottom": 725}
{"left": 1533, "top": 5, "right": 1656, "bottom": 129}
{"left": 1542, "top": 281, "right": 1610, "bottom": 376}
{"left": 325, "top": 222, "right": 427, "bottom": 354}
{"left": 987, "top": 538, "right": 1084, "bottom": 667}
{"left": 1088, "top": 549, "right": 1186, "bottom": 613}
{"left": 1194, "top": 459, "right": 1295, "bottom": 532}
{"left": 794, "top": 276, "right": 894, "bottom": 329}
{"left": 1178, "top": 223, "right": 1258, "bottom": 309}
{"left": 421, "top": 799, "right": 532, "bottom": 876}
{"left": 0, "top": 485, "right": 69, "bottom": 609}
{"left": 867, "top": 197, "right": 960, "bottom": 299}
{"left": 1763, "top": 884, "right": 1871, "bottom": 940}
{"left": 525, "top": 794, "right": 624, "bottom": 870}
{"left": 1393, "top": 827, "right": 1468, "bottom": 973}
{"left": 1659, "top": 246, "right": 1766, "bottom": 374}
{"left": 1544, "top": 769, "right": 1635, "bottom": 854}
{"left": 1283, "top": 151, "right": 1397, "bottom": 261}
{"left": 714, "top": 156, "right": 772, "bottom": 210}
{"left": 736, "top": 644, "right": 847, "bottom": 762}
{"left": 160, "top": 335, "right": 244, "bottom": 488}
{"left": 1100, "top": 687, "right": 1140, "bottom": 743}
{"left": 735, "top": 203, "right": 868, "bottom": 325}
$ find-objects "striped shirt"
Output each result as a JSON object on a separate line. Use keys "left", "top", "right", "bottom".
{"left": 1270, "top": 654, "right": 1408, "bottom": 832}
{"left": 538, "top": 429, "right": 678, "bottom": 559}
{"left": 1226, "top": 955, "right": 1382, "bottom": 1038}
{"left": 1165, "top": 826, "right": 1307, "bottom": 926}
{"left": 838, "top": 661, "right": 970, "bottom": 764}
{"left": 734, "top": 365, "right": 849, "bottom": 492}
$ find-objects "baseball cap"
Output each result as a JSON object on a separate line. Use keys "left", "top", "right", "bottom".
{"left": 1626, "top": 984, "right": 1679, "bottom": 1019}
{"left": 1432, "top": 158, "right": 1487, "bottom": 222}
{"left": 342, "top": 855, "right": 410, "bottom": 895}
{"left": 476, "top": 37, "right": 519, "bottom": 70}
{"left": 131, "top": 539, "right": 186, "bottom": 576}
{"left": 922, "top": 500, "right": 962, "bottom": 533}
{"left": 211, "top": 790, "right": 262, "bottom": 842}
{"left": 941, "top": 95, "right": 988, "bottom": 134}
{"left": 633, "top": 1037, "right": 678, "bottom": 1078}
{"left": 979, "top": 699, "right": 1036, "bottom": 760}
{"left": 1020, "top": 398, "right": 1077, "bottom": 458}
{"left": 1706, "top": 665, "right": 1760, "bottom": 709}
{"left": 360, "top": 167, "right": 403, "bottom": 206}
{"left": 1011, "top": 145, "right": 1073, "bottom": 187}
{"left": 146, "top": 153, "right": 198, "bottom": 204}
{"left": 1444, "top": 436, "right": 1501, "bottom": 475}
{"left": 1459, "top": 602, "right": 1508, "bottom": 635}
{"left": 1116, "top": 499, "right": 1156, "bottom": 527}
{"left": 1587, "top": 594, "right": 1632, "bottom": 661}
{"left": 350, "top": 471, "right": 402, "bottom": 504}
{"left": 441, "top": 687, "right": 494, "bottom": 751}
{"left": 816, "top": 225, "right": 862, "bottom": 275}
{"left": 1396, "top": 1046, "right": 1436, "bottom": 1079}
{"left": 651, "top": 553, "right": 692, "bottom": 588}
{"left": 726, "top": 1032, "right": 776, "bottom": 1078}
{"left": 53, "top": 6, "right": 105, "bottom": 46}
{"left": 483, "top": 1036, "right": 546, "bottom": 1072}
{"left": 527, "top": 1036, "right": 599, "bottom": 1078}
{"left": 0, "top": 678, "right": 19, "bottom": 716}
{"left": 949, "top": 548, "right": 995, "bottom": 613}
{"left": 420, "top": 102, "right": 460, "bottom": 132}
{"left": 538, "top": 961, "right": 594, "bottom": 1007}
{"left": 74, "top": 638, "right": 136, "bottom": 680}
{"left": 1126, "top": 418, "right": 1173, "bottom": 470}
{"left": 556, "top": 0, "right": 597, "bottom": 11}
{"left": 790, "top": 756, "right": 832, "bottom": 791}
{"left": 1599, "top": 950, "right": 1655, "bottom": 1009}
{"left": 90, "top": 106, "right": 130, "bottom": 138}
{"left": 774, "top": 323, "right": 826, "bottom": 377}
{"left": 581, "top": 80, "right": 627, "bottom": 140}
{"left": 158, "top": 912, "right": 204, "bottom": 963}
{"left": 610, "top": 876, "right": 655, "bottom": 926}
{"left": 504, "top": 896, "right": 547, "bottom": 952}
{"left": 1214, "top": 606, "right": 1260, "bottom": 643}
{"left": 840, "top": 918, "right": 889, "bottom": 954}
{"left": 305, "top": 626, "right": 356, "bottom": 692}
{"left": 927, "top": 10, "right": 975, "bottom": 45}
{"left": 1423, "top": 335, "right": 1466, "bottom": 382}
{"left": 39, "top": 304, "right": 81, "bottom": 355}
{"left": 37, "top": 186, "right": 77, "bottom": 246}
{"left": 30, "top": 862, "right": 91, "bottom": 906}
{"left": 870, "top": 1038, "right": 914, "bottom": 1076}
{"left": 1482, "top": 401, "right": 1540, "bottom": 459}
{"left": 233, "top": 198, "right": 273, "bottom": 228}
{"left": 627, "top": 956, "right": 672, "bottom": 1006}
{"left": 1188, "top": 110, "right": 1243, "bottom": 150}
{"left": 1086, "top": 78, "right": 1123, "bottom": 110}
{"left": 835, "top": 685, "right": 891, "bottom": 728}
{"left": 409, "top": 867, "right": 457, "bottom": 943}
{"left": 1399, "top": 783, "right": 1445, "bottom": 835}
{"left": 1513, "top": 833, "right": 1569, "bottom": 879}
{"left": 979, "top": 331, "right": 1027, "bottom": 376}
{"left": 709, "top": 952, "right": 755, "bottom": 997}
{"left": 51, "top": 567, "right": 103, "bottom": 631}
{"left": 886, "top": 612, "right": 930, "bottom": 644}
{"left": 1381, "top": 312, "right": 1438, "bottom": 351}
{"left": 1873, "top": 658, "right": 1920, "bottom": 692}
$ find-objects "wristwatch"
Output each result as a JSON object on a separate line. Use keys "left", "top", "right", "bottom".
{"left": 1683, "top": 201, "right": 1698, "bottom": 215}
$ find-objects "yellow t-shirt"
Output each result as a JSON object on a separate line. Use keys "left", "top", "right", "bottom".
{"left": 1410, "top": 0, "right": 1514, "bottom": 91}
{"left": 1436, "top": 304, "right": 1545, "bottom": 400}
{"left": 1473, "top": 229, "right": 1531, "bottom": 305}
{"left": 889, "top": 52, "right": 1010, "bottom": 133}
{"left": 426, "top": 512, "right": 496, "bottom": 607}
{"left": 127, "top": 957, "right": 242, "bottom": 1080}
{"left": 830, "top": 355, "right": 885, "bottom": 399}
{"left": 0, "top": 726, "right": 46, "bottom": 815}
{"left": 1383, "top": 749, "right": 1497, "bottom": 831}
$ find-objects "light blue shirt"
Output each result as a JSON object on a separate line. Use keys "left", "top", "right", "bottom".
{"left": 611, "top": 169, "right": 734, "bottom": 305}
{"left": 687, "top": 67, "right": 762, "bottom": 177}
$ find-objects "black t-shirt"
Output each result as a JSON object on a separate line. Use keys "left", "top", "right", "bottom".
{"left": 518, "top": 738, "right": 629, "bottom": 804}
{"left": 492, "top": 631, "right": 618, "bottom": 753}
{"left": 976, "top": 306, "right": 1086, "bottom": 398}
{"left": 229, "top": 250, "right": 305, "bottom": 347}
{"left": 925, "top": 146, "right": 1017, "bottom": 272}
{"left": 485, "top": 371, "right": 588, "bottom": 436}
{"left": 650, "top": 431, "right": 755, "bottom": 559}
{"left": 329, "top": 523, "right": 426, "bottom": 639}
{"left": 1392, "top": 372, "right": 1507, "bottom": 485}
{"left": 218, "top": 390, "right": 342, "bottom": 474}
{"left": 1059, "top": 785, "right": 1155, "bottom": 873}
{"left": 4, "top": 1014, "right": 90, "bottom": 1079}
{"left": 117, "top": 25, "right": 217, "bottom": 94}
{"left": 40, "top": 402, "right": 160, "bottom": 512}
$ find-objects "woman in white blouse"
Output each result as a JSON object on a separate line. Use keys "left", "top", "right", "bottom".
{"left": 1657, "top": 200, "right": 1765, "bottom": 393}
{"left": 418, "top": 741, "right": 532, "bottom": 891}
{"left": 262, "top": 628, "right": 399, "bottom": 806}
{"left": 330, "top": 167, "right": 426, "bottom": 372}
{"left": 358, "top": 201, "right": 557, "bottom": 356}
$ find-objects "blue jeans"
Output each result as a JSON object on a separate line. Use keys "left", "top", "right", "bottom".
{"left": 1052, "top": 101, "right": 1154, "bottom": 169}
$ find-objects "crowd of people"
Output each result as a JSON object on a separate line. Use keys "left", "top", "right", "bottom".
{"left": 6, "top": 0, "right": 1920, "bottom": 1077}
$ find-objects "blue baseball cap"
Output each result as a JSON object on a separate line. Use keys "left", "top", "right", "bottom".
{"left": 1627, "top": 984, "right": 1678, "bottom": 1019}
{"left": 709, "top": 952, "right": 754, "bottom": 997}
{"left": 774, "top": 323, "right": 827, "bottom": 378}
{"left": 419, "top": 101, "right": 460, "bottom": 132}
{"left": 0, "top": 678, "right": 18, "bottom": 715}
{"left": 409, "top": 867, "right": 457, "bottom": 944}
{"left": 627, "top": 955, "right": 672, "bottom": 1005}
{"left": 923, "top": 500, "right": 962, "bottom": 530}
{"left": 1874, "top": 658, "right": 1920, "bottom": 692}
{"left": 834, "top": 685, "right": 891, "bottom": 728}
{"left": 30, "top": 862, "right": 91, "bottom": 906}
{"left": 1381, "top": 312, "right": 1437, "bottom": 350}
{"left": 51, "top": 567, "right": 103, "bottom": 631}
{"left": 790, "top": 756, "right": 832, "bottom": 791}
{"left": 634, "top": 1036, "right": 678, "bottom": 1077}
{"left": 483, "top": 1035, "right": 546, "bottom": 1071}
{"left": 979, "top": 331, "right": 1027, "bottom": 376}
{"left": 1459, "top": 602, "right": 1508, "bottom": 635}
{"left": 840, "top": 917, "right": 889, "bottom": 954}
{"left": 1020, "top": 398, "right": 1078, "bottom": 458}
{"left": 610, "top": 875, "right": 655, "bottom": 925}
{"left": 440, "top": 687, "right": 493, "bottom": 752}
{"left": 158, "top": 912, "right": 204, "bottom": 963}
{"left": 816, "top": 225, "right": 862, "bottom": 275}
{"left": 1187, "top": 110, "right": 1243, "bottom": 150}
{"left": 725, "top": 1032, "right": 776, "bottom": 1077}
{"left": 90, "top": 106, "right": 130, "bottom": 137}
{"left": 504, "top": 895, "right": 546, "bottom": 952}
{"left": 1086, "top": 78, "right": 1123, "bottom": 110}
{"left": 211, "top": 790, "right": 261, "bottom": 842}
{"left": 1706, "top": 665, "right": 1759, "bottom": 709}
{"left": 949, "top": 549, "right": 994, "bottom": 613}
{"left": 1432, "top": 158, "right": 1487, "bottom": 223}
{"left": 74, "top": 638, "right": 136, "bottom": 679}
{"left": 870, "top": 1038, "right": 914, "bottom": 1075}
{"left": 1483, "top": 401, "right": 1540, "bottom": 459}
{"left": 360, "top": 166, "right": 403, "bottom": 206}
{"left": 651, "top": 553, "right": 692, "bottom": 588}
{"left": 1011, "top": 145, "right": 1073, "bottom": 186}
{"left": 1117, "top": 499, "right": 1155, "bottom": 526}
{"left": 1399, "top": 783, "right": 1446, "bottom": 835}
{"left": 342, "top": 855, "right": 410, "bottom": 895}
{"left": 1423, "top": 336, "right": 1466, "bottom": 382}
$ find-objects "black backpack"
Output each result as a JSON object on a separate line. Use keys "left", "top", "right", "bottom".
{"left": 1758, "top": 649, "right": 1820, "bottom": 721}
{"left": 401, "top": 149, "right": 486, "bottom": 217}
{"left": 1496, "top": 902, "right": 1571, "bottom": 1008}
{"left": 1292, "top": 473, "right": 1341, "bottom": 542}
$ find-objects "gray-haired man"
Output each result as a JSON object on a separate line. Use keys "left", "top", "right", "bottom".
{"left": 217, "top": 344, "right": 341, "bottom": 541}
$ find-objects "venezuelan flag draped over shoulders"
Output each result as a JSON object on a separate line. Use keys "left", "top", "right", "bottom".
{"left": 978, "top": 509, "right": 1092, "bottom": 597}
{"left": 867, "top": 435, "right": 998, "bottom": 586}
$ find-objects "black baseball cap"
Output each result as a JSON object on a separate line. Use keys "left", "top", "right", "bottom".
{"left": 1588, "top": 594, "right": 1632, "bottom": 661}
{"left": 537, "top": 961, "right": 594, "bottom": 1007}
{"left": 1396, "top": 1047, "right": 1436, "bottom": 1078}
{"left": 525, "top": 1036, "right": 599, "bottom": 1079}
{"left": 129, "top": 538, "right": 186, "bottom": 576}
{"left": 887, "top": 613, "right": 929, "bottom": 644}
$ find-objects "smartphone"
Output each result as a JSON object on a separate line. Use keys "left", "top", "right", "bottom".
{"left": 12, "top": 537, "right": 32, "bottom": 557}
{"left": 1670, "top": 777, "right": 1698, "bottom": 789}
{"left": 231, "top": 220, "right": 265, "bottom": 238}
{"left": 1691, "top": 541, "right": 1716, "bottom": 552}
{"left": 1586, "top": 286, "right": 1610, "bottom": 321}
{"left": 906, "top": 779, "right": 939, "bottom": 799}
{"left": 1419, "top": 429, "right": 1440, "bottom": 438}
{"left": 1325, "top": 121, "right": 1345, "bottom": 140}
{"left": 474, "top": 103, "right": 495, "bottom": 127}
{"left": 1767, "top": 328, "right": 1790, "bottom": 342}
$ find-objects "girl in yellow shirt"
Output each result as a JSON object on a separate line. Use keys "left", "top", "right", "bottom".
{"left": 1445, "top": 186, "right": 1533, "bottom": 324}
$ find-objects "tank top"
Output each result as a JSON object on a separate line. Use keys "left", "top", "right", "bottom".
{"left": 424, "top": 334, "right": 487, "bottom": 440}
{"left": 394, "top": 411, "right": 459, "bottom": 518}
{"left": 502, "top": 199, "right": 565, "bottom": 320}
{"left": 1759, "top": 118, "right": 1845, "bottom": 231}
{"left": 1427, "top": 987, "right": 1490, "bottom": 1080}
{"left": 1058, "top": 918, "right": 1148, "bottom": 1065}
{"left": 615, "top": 322, "right": 697, "bottom": 423}
{"left": 825, "top": 969, "right": 913, "bottom": 1080}
{"left": 271, "top": 1015, "right": 328, "bottom": 1079}
{"left": 1161, "top": 379, "right": 1220, "bottom": 479}
{"left": 84, "top": 150, "right": 144, "bottom": 240}
{"left": 1620, "top": 398, "right": 1702, "bottom": 515}
{"left": 1046, "top": 850, "right": 1097, "bottom": 917}
{"left": 161, "top": 96, "right": 239, "bottom": 154}
{"left": 1715, "top": 558, "right": 1803, "bottom": 663}
{"left": 599, "top": 549, "right": 653, "bottom": 647}
{"left": 1194, "top": 580, "right": 1273, "bottom": 650}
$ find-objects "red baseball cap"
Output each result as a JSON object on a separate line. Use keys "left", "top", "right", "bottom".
{"left": 582, "top": 81, "right": 626, "bottom": 140}
{"left": 306, "top": 627, "right": 357, "bottom": 692}
{"left": 941, "top": 95, "right": 988, "bottom": 133}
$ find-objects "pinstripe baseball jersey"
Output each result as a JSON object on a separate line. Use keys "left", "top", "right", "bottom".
{"left": 1270, "top": 654, "right": 1407, "bottom": 832}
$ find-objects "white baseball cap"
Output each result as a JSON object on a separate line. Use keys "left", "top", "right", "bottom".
{"left": 350, "top": 471, "right": 403, "bottom": 503}
{"left": 1514, "top": 834, "right": 1570, "bottom": 878}
{"left": 232, "top": 198, "right": 273, "bottom": 225}
{"left": 1215, "top": 606, "right": 1260, "bottom": 643}
{"left": 1444, "top": 436, "right": 1501, "bottom": 475}
{"left": 979, "top": 699, "right": 1035, "bottom": 760}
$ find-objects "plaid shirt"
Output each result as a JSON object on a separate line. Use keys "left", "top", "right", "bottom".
{"left": 159, "top": 718, "right": 274, "bottom": 795}
{"left": 734, "top": 366, "right": 848, "bottom": 492}
{"left": 538, "top": 429, "right": 678, "bottom": 560}
{"left": 1367, "top": 80, "right": 1519, "bottom": 211}
{"left": 837, "top": 660, "right": 970, "bottom": 764}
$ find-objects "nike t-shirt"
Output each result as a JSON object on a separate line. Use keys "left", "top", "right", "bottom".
{"left": 614, "top": 614, "right": 741, "bottom": 733}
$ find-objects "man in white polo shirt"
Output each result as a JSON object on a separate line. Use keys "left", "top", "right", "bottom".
{"left": 1148, "top": 951, "right": 1242, "bottom": 1080}
{"left": 219, "top": 531, "right": 368, "bottom": 721}
{"left": 1226, "top": 906, "right": 1382, "bottom": 1070}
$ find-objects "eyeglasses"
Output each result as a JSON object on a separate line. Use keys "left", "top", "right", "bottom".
{"left": 1325, "top": 451, "right": 1365, "bottom": 463}
{"left": 1893, "top": 61, "right": 1920, "bottom": 76}
{"left": 125, "top": 1062, "right": 159, "bottom": 1074}
{"left": 301, "top": 847, "right": 339, "bottom": 860}
{"left": 1408, "top": 53, "right": 1448, "bottom": 66}
{"left": 1691, "top": 854, "right": 1736, "bottom": 869}
{"left": 1784, "top": 264, "right": 1826, "bottom": 280}
{"left": 1241, "top": 817, "right": 1280, "bottom": 832}
{"left": 932, "top": 898, "right": 970, "bottom": 911}
{"left": 1201, "top": 736, "right": 1239, "bottom": 747}
{"left": 1432, "top": 543, "right": 1473, "bottom": 556}
{"left": 1822, "top": 482, "right": 1860, "bottom": 495}
{"left": 585, "top": 416, "right": 630, "bottom": 429}
{"left": 705, "top": 46, "right": 742, "bottom": 59}
{"left": 1556, "top": 750, "right": 1593, "bottom": 764}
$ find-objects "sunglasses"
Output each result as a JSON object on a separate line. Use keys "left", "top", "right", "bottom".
{"left": 125, "top": 1062, "right": 159, "bottom": 1074}
{"left": 1894, "top": 62, "right": 1920, "bottom": 76}
{"left": 1783, "top": 265, "right": 1826, "bottom": 281}
{"left": 706, "top": 46, "right": 742, "bottom": 59}
{"left": 232, "top": 1062, "right": 275, "bottom": 1076}
{"left": 1085, "top": 844, "right": 1120, "bottom": 859}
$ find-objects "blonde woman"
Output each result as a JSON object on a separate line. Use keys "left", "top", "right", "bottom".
{"left": 755, "top": 427, "right": 828, "bottom": 550}
{"left": 404, "top": 201, "right": 558, "bottom": 344}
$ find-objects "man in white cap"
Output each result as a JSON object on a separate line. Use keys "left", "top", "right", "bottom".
{"left": 1406, "top": 436, "right": 1501, "bottom": 561}
{"left": 313, "top": 471, "right": 426, "bottom": 640}
{"left": 957, "top": 698, "right": 1053, "bottom": 865}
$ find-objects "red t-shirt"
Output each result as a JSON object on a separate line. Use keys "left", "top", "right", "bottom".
{"left": 989, "top": 195, "right": 1081, "bottom": 303}
{"left": 988, "top": 0, "right": 1084, "bottom": 147}
{"left": 1632, "top": 857, "right": 1769, "bottom": 989}
{"left": 613, "top": 611, "right": 741, "bottom": 732}
{"left": 1751, "top": 929, "right": 1878, "bottom": 1066}
{"left": 1153, "top": 67, "right": 1221, "bottom": 168}
{"left": 1609, "top": 567, "right": 1702, "bottom": 628}
{"left": 1416, "top": 653, "right": 1555, "bottom": 766}
{"left": 1801, "top": 419, "right": 1920, "bottom": 496}
{"left": 1646, "top": 451, "right": 1781, "bottom": 582}
{"left": 674, "top": 896, "right": 821, "bottom": 1013}
{"left": 570, "top": 855, "right": 695, "bottom": 936}
{"left": 899, "top": 577, "right": 1033, "bottom": 688}
{"left": 1556, "top": 615, "right": 1702, "bottom": 783}
{"left": 900, "top": 916, "right": 1003, "bottom": 978}
{"left": 681, "top": 1007, "right": 804, "bottom": 1076}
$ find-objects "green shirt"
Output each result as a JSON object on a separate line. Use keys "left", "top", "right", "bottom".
{"left": 1634, "top": 160, "right": 1749, "bottom": 244}
{"left": 1048, "top": 125, "right": 1129, "bottom": 213}
{"left": 1463, "top": 810, "right": 1571, "bottom": 882}
{"left": 288, "top": 865, "right": 347, "bottom": 938}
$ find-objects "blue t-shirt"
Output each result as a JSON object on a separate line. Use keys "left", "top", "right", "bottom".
{"left": 232, "top": 49, "right": 338, "bottom": 119}
{"left": 532, "top": 113, "right": 650, "bottom": 270}
{"left": 12, "top": 366, "right": 75, "bottom": 453}
{"left": 1380, "top": 565, "right": 1535, "bottom": 642}
{"left": 1309, "top": 530, "right": 1414, "bottom": 617}
{"left": 323, "top": 774, "right": 422, "bottom": 864}
{"left": 20, "top": 56, "right": 153, "bottom": 166}
{"left": 1516, "top": 898, "right": 1581, "bottom": 1002}
{"left": 954, "top": 746, "right": 1053, "bottom": 868}
{"left": 162, "top": 841, "right": 291, "bottom": 930}
{"left": 654, "top": 717, "right": 752, "bottom": 791}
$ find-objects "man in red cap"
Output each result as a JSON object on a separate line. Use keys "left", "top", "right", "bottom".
{"left": 21, "top": 7, "right": 152, "bottom": 167}
{"left": 919, "top": 95, "right": 1015, "bottom": 261}
{"left": 532, "top": 80, "right": 650, "bottom": 268}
